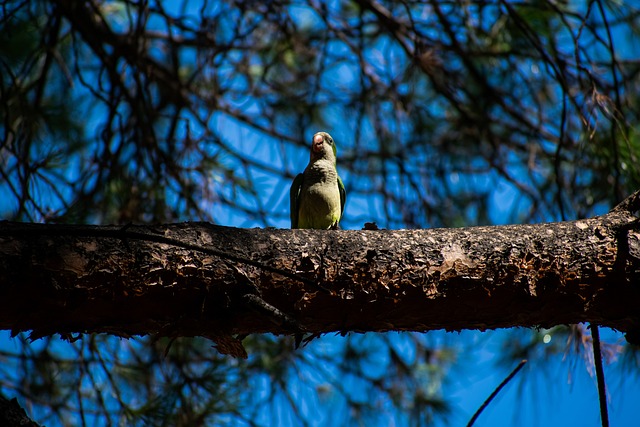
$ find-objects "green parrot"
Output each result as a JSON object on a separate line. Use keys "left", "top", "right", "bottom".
{"left": 290, "top": 131, "right": 346, "bottom": 229}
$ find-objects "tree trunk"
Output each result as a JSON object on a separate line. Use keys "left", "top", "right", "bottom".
{"left": 1, "top": 192, "right": 640, "bottom": 357}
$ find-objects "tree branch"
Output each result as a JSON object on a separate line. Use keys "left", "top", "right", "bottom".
{"left": 466, "top": 359, "right": 527, "bottom": 427}
{"left": 0, "top": 197, "right": 639, "bottom": 349}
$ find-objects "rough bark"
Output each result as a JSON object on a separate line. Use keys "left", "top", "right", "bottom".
{"left": 1, "top": 192, "right": 640, "bottom": 357}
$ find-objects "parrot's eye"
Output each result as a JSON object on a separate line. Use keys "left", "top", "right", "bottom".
{"left": 328, "top": 137, "right": 334, "bottom": 145}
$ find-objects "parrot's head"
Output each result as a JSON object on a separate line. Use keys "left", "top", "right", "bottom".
{"left": 311, "top": 131, "right": 337, "bottom": 163}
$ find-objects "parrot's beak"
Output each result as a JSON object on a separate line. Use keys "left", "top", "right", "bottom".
{"left": 312, "top": 134, "right": 324, "bottom": 153}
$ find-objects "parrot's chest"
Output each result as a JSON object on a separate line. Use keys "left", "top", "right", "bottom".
{"left": 298, "top": 179, "right": 341, "bottom": 229}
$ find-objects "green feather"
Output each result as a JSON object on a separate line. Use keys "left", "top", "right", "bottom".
{"left": 290, "top": 173, "right": 304, "bottom": 228}
{"left": 338, "top": 175, "right": 346, "bottom": 220}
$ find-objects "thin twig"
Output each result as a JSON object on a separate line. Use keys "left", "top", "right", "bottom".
{"left": 0, "top": 222, "right": 331, "bottom": 294}
{"left": 611, "top": 188, "right": 640, "bottom": 214}
{"left": 466, "top": 359, "right": 527, "bottom": 427}
{"left": 591, "top": 324, "right": 610, "bottom": 427}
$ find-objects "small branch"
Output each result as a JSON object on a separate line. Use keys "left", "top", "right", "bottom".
{"left": 611, "top": 188, "right": 640, "bottom": 214}
{"left": 591, "top": 325, "right": 610, "bottom": 427}
{"left": 466, "top": 359, "right": 527, "bottom": 427}
{"left": 119, "top": 228, "right": 331, "bottom": 294}
{"left": 242, "top": 294, "right": 306, "bottom": 333}
{"left": 0, "top": 222, "right": 331, "bottom": 294}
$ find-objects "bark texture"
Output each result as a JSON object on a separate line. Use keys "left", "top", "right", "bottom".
{"left": 1, "top": 193, "right": 640, "bottom": 357}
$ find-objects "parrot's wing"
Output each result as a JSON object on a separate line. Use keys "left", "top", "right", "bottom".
{"left": 290, "top": 173, "right": 304, "bottom": 228}
{"left": 338, "top": 175, "right": 346, "bottom": 222}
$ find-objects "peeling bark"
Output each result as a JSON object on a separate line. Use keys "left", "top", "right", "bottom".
{"left": 1, "top": 192, "right": 640, "bottom": 357}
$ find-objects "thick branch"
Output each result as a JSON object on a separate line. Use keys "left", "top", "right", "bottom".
{"left": 1, "top": 205, "right": 639, "bottom": 343}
